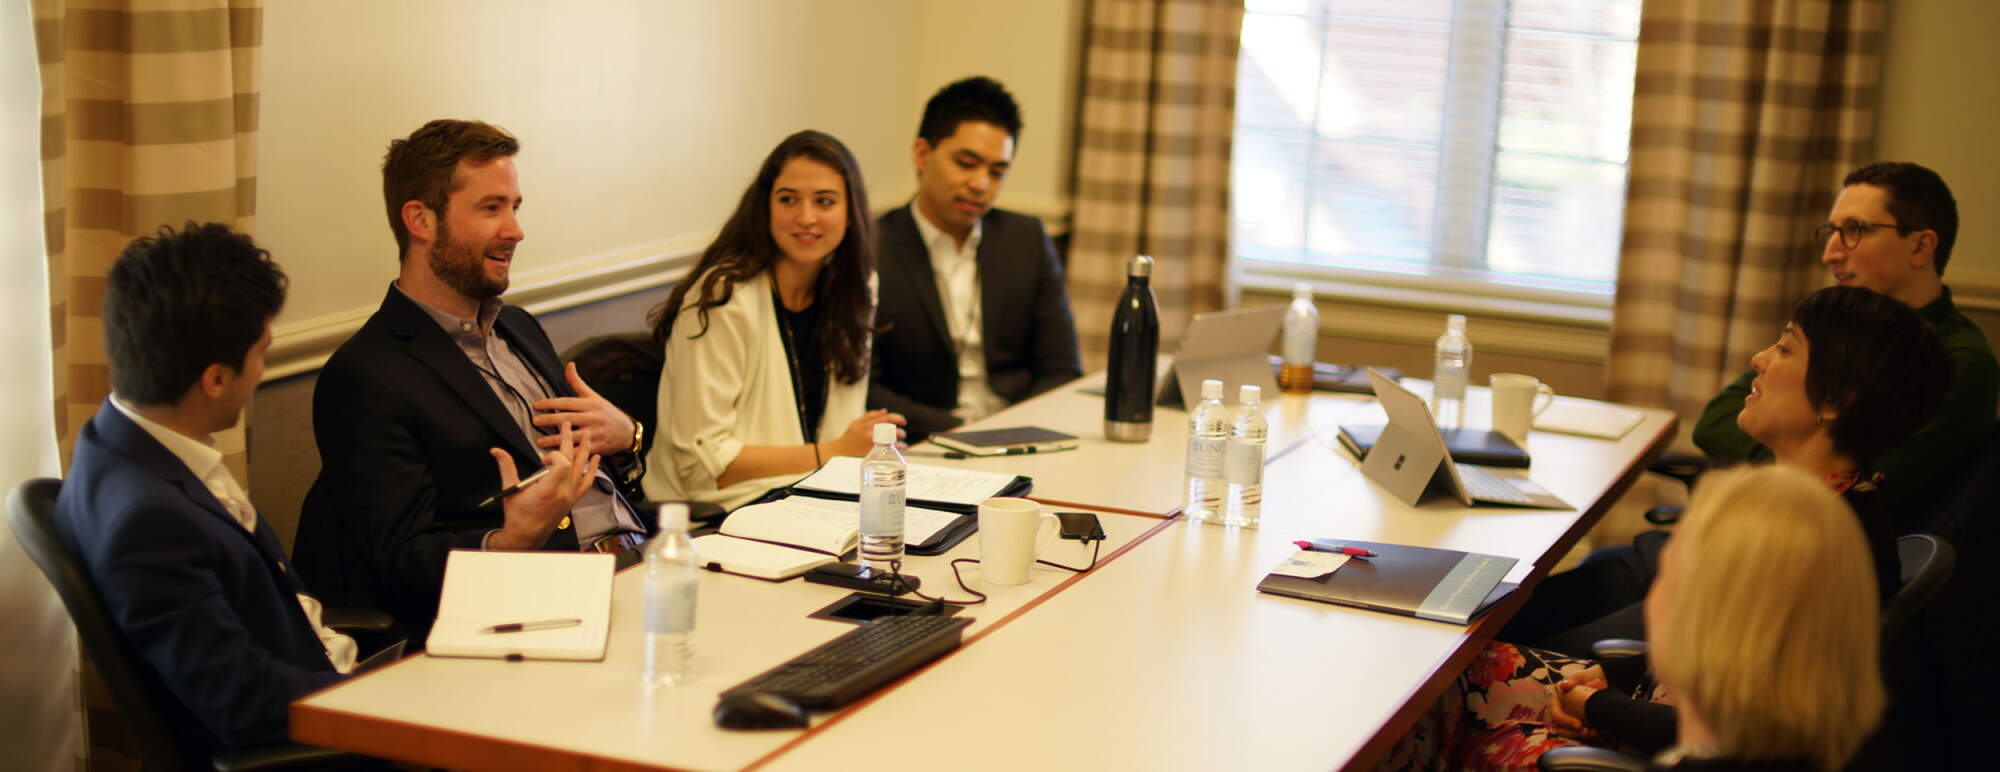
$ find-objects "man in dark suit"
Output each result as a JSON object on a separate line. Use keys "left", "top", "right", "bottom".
{"left": 55, "top": 223, "right": 352, "bottom": 752}
{"left": 295, "top": 120, "right": 646, "bottom": 636}
{"left": 871, "top": 77, "right": 1082, "bottom": 441}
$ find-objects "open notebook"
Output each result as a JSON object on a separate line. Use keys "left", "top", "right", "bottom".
{"left": 694, "top": 497, "right": 968, "bottom": 580}
{"left": 425, "top": 551, "right": 615, "bottom": 660}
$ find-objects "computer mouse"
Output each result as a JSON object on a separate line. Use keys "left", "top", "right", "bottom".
{"left": 712, "top": 691, "right": 809, "bottom": 730}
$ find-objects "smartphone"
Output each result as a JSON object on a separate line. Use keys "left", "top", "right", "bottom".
{"left": 1055, "top": 512, "right": 1106, "bottom": 541}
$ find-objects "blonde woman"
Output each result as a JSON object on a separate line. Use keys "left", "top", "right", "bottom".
{"left": 1635, "top": 464, "right": 1884, "bottom": 768}
{"left": 1383, "top": 465, "right": 1884, "bottom": 770}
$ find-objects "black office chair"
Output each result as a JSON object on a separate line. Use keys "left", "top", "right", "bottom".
{"left": 7, "top": 478, "right": 364, "bottom": 771}
{"left": 1882, "top": 533, "right": 1954, "bottom": 640}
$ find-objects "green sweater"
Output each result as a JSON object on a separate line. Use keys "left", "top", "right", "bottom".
{"left": 1692, "top": 286, "right": 1998, "bottom": 516}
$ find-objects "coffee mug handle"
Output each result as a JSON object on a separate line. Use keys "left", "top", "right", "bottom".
{"left": 1532, "top": 383, "right": 1556, "bottom": 416}
{"left": 1032, "top": 513, "right": 1061, "bottom": 557}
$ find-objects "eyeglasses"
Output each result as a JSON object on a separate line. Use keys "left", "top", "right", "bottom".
{"left": 1813, "top": 220, "right": 1908, "bottom": 249}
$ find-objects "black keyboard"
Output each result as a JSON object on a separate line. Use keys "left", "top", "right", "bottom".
{"left": 721, "top": 615, "right": 973, "bottom": 709}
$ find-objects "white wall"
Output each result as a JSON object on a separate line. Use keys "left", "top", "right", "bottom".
{"left": 1877, "top": 0, "right": 2000, "bottom": 308}
{"left": 258, "top": 0, "right": 1079, "bottom": 372}
{"left": 2, "top": 2, "right": 81, "bottom": 769}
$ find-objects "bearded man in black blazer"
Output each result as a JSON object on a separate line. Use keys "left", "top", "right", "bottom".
{"left": 56, "top": 224, "right": 354, "bottom": 754}
{"left": 870, "top": 77, "right": 1083, "bottom": 441}
{"left": 295, "top": 120, "right": 647, "bottom": 636}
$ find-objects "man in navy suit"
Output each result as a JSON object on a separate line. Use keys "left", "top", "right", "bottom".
{"left": 870, "top": 77, "right": 1083, "bottom": 441}
{"left": 54, "top": 224, "right": 354, "bottom": 751}
{"left": 295, "top": 120, "right": 645, "bottom": 636}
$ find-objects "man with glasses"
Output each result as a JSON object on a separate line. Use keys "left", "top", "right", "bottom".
{"left": 1694, "top": 161, "right": 1997, "bottom": 518}
{"left": 295, "top": 120, "right": 648, "bottom": 637}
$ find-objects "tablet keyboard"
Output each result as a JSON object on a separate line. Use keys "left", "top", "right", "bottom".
{"left": 1456, "top": 464, "right": 1537, "bottom": 506}
{"left": 721, "top": 614, "right": 973, "bottom": 709}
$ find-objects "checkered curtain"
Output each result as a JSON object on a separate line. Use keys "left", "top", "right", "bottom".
{"left": 34, "top": 0, "right": 264, "bottom": 483}
{"left": 1607, "top": 0, "right": 1884, "bottom": 418}
{"left": 1067, "top": 0, "right": 1243, "bottom": 367}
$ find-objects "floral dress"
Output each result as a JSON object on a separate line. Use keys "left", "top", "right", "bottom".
{"left": 1377, "top": 642, "right": 1668, "bottom": 771}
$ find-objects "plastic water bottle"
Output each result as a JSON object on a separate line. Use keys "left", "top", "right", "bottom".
{"left": 1278, "top": 283, "right": 1319, "bottom": 395}
{"left": 643, "top": 503, "right": 697, "bottom": 687}
{"left": 1104, "top": 254, "right": 1160, "bottom": 441}
{"left": 1224, "top": 385, "right": 1267, "bottom": 528}
{"left": 1432, "top": 314, "right": 1472, "bottom": 428}
{"left": 1184, "top": 379, "right": 1228, "bottom": 523}
{"left": 858, "top": 423, "right": 906, "bottom": 570}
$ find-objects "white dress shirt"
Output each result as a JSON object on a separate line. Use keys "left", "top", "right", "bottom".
{"left": 911, "top": 205, "right": 1007, "bottom": 422}
{"left": 110, "top": 397, "right": 358, "bottom": 674}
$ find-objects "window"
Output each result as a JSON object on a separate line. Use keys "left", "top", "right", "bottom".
{"left": 1231, "top": 0, "right": 1641, "bottom": 307}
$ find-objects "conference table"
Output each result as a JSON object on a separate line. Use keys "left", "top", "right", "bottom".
{"left": 292, "top": 369, "right": 1676, "bottom": 771}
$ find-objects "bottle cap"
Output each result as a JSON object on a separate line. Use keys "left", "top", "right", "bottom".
{"left": 873, "top": 422, "right": 898, "bottom": 445}
{"left": 1293, "top": 282, "right": 1312, "bottom": 301}
{"left": 658, "top": 502, "right": 690, "bottom": 532}
{"left": 1240, "top": 384, "right": 1261, "bottom": 406}
{"left": 1447, "top": 314, "right": 1467, "bottom": 333}
{"left": 1201, "top": 379, "right": 1223, "bottom": 399}
{"left": 1129, "top": 254, "right": 1154, "bottom": 278}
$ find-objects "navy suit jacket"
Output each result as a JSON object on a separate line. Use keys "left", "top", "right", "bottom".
{"left": 869, "top": 205, "right": 1083, "bottom": 440}
{"left": 54, "top": 400, "right": 340, "bottom": 751}
{"left": 295, "top": 287, "right": 606, "bottom": 636}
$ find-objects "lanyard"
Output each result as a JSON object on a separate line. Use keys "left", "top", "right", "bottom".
{"left": 772, "top": 288, "right": 818, "bottom": 444}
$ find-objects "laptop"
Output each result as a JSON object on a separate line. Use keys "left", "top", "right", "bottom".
{"left": 1155, "top": 305, "right": 1285, "bottom": 410}
{"left": 1358, "top": 368, "right": 1569, "bottom": 509}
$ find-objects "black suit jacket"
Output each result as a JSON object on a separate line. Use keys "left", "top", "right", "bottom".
{"left": 295, "top": 287, "right": 599, "bottom": 636}
{"left": 869, "top": 205, "right": 1082, "bottom": 439}
{"left": 55, "top": 400, "right": 341, "bottom": 751}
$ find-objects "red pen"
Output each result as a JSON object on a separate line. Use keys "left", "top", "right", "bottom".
{"left": 1293, "top": 540, "right": 1378, "bottom": 558}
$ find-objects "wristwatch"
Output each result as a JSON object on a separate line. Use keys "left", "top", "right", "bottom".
{"left": 628, "top": 420, "right": 645, "bottom": 456}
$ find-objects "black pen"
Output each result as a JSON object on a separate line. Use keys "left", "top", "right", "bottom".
{"left": 477, "top": 466, "right": 554, "bottom": 508}
{"left": 479, "top": 617, "right": 582, "bottom": 634}
{"left": 902, "top": 450, "right": 972, "bottom": 460}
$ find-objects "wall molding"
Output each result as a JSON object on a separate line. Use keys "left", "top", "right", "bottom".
{"left": 1241, "top": 287, "right": 1609, "bottom": 363}
{"left": 265, "top": 235, "right": 707, "bottom": 381}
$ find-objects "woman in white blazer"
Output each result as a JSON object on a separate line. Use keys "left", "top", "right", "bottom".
{"left": 643, "top": 131, "right": 905, "bottom": 509}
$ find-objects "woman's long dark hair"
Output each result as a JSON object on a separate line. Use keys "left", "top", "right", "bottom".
{"left": 1792, "top": 285, "right": 1951, "bottom": 468}
{"left": 648, "top": 130, "right": 876, "bottom": 384}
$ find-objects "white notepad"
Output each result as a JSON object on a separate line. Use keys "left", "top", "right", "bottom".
{"left": 795, "top": 456, "right": 1020, "bottom": 506}
{"left": 425, "top": 551, "right": 614, "bottom": 661}
{"left": 1534, "top": 400, "right": 1645, "bottom": 440}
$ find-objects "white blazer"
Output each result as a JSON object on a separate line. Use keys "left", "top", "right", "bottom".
{"left": 643, "top": 267, "right": 871, "bottom": 509}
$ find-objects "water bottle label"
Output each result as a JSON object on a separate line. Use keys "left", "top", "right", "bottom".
{"left": 646, "top": 578, "right": 697, "bottom": 634}
{"left": 1283, "top": 332, "right": 1315, "bottom": 364}
{"left": 860, "top": 487, "right": 906, "bottom": 535}
{"left": 1185, "top": 437, "right": 1224, "bottom": 477}
{"left": 1225, "top": 440, "right": 1264, "bottom": 484}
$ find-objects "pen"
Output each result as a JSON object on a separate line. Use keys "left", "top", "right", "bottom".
{"left": 480, "top": 617, "right": 582, "bottom": 634}
{"left": 903, "top": 450, "right": 973, "bottom": 460}
{"left": 1293, "top": 540, "right": 1378, "bottom": 558}
{"left": 478, "top": 466, "right": 555, "bottom": 508}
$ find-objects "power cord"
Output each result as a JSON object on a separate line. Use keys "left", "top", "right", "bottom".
{"left": 880, "top": 534, "right": 1105, "bottom": 610}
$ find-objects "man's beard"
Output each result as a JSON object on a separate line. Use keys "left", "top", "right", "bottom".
{"left": 429, "top": 220, "right": 509, "bottom": 301}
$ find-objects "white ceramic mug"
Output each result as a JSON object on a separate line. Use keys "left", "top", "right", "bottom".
{"left": 976, "top": 497, "right": 1060, "bottom": 586}
{"left": 1490, "top": 373, "right": 1556, "bottom": 444}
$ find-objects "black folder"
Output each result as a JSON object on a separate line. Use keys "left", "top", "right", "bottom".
{"left": 1336, "top": 424, "right": 1531, "bottom": 468}
{"left": 1256, "top": 539, "right": 1518, "bottom": 625}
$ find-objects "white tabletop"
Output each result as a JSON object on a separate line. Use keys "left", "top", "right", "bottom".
{"left": 292, "top": 507, "right": 1167, "bottom": 772}
{"left": 768, "top": 387, "right": 1677, "bottom": 771}
{"left": 291, "top": 376, "right": 1675, "bottom": 771}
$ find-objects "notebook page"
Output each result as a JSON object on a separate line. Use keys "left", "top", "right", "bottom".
{"left": 795, "top": 456, "right": 1019, "bottom": 505}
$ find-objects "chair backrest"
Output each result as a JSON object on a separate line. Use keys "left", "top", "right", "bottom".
{"left": 7, "top": 478, "right": 214, "bottom": 770}
{"left": 1884, "top": 533, "right": 1954, "bottom": 638}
